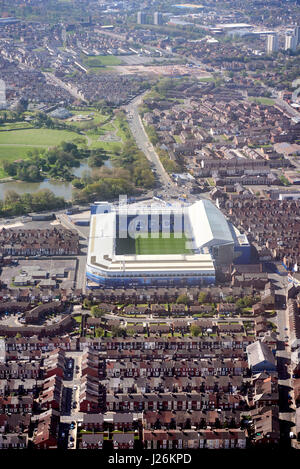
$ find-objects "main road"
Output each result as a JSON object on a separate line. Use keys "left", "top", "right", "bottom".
{"left": 124, "top": 93, "right": 175, "bottom": 189}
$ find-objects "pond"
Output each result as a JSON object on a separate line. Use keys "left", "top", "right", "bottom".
{"left": 0, "top": 159, "right": 113, "bottom": 201}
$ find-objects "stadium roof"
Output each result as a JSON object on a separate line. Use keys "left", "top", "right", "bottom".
{"left": 188, "top": 200, "right": 234, "bottom": 249}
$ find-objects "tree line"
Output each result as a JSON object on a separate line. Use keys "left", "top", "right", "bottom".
{"left": 72, "top": 111, "right": 155, "bottom": 203}
{"left": 0, "top": 189, "right": 66, "bottom": 217}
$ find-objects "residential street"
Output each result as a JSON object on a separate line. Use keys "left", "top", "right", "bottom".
{"left": 60, "top": 351, "right": 84, "bottom": 449}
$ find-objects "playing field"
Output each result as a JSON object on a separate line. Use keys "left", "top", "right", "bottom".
{"left": 115, "top": 232, "right": 191, "bottom": 255}
{"left": 82, "top": 55, "right": 122, "bottom": 68}
{"left": 248, "top": 97, "right": 275, "bottom": 106}
{"left": 0, "top": 128, "right": 80, "bottom": 146}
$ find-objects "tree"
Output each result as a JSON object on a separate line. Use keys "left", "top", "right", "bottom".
{"left": 198, "top": 292, "right": 208, "bottom": 304}
{"left": 225, "top": 296, "right": 235, "bottom": 303}
{"left": 88, "top": 149, "right": 108, "bottom": 168}
{"left": 243, "top": 296, "right": 254, "bottom": 307}
{"left": 111, "top": 326, "right": 124, "bottom": 337}
{"left": 90, "top": 305, "right": 105, "bottom": 318}
{"left": 83, "top": 298, "right": 92, "bottom": 309}
{"left": 235, "top": 298, "right": 245, "bottom": 309}
{"left": 176, "top": 294, "right": 189, "bottom": 305}
{"left": 190, "top": 325, "right": 201, "bottom": 337}
{"left": 95, "top": 327, "right": 104, "bottom": 338}
{"left": 72, "top": 178, "right": 84, "bottom": 189}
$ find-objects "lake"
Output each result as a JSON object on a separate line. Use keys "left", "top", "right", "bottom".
{"left": 0, "top": 159, "right": 113, "bottom": 201}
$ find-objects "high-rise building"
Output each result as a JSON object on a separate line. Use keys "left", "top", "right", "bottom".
{"left": 266, "top": 34, "right": 279, "bottom": 54}
{"left": 294, "top": 25, "right": 300, "bottom": 44}
{"left": 0, "top": 80, "right": 6, "bottom": 110}
{"left": 285, "top": 34, "right": 297, "bottom": 52}
{"left": 154, "top": 11, "right": 163, "bottom": 25}
{"left": 137, "top": 11, "right": 146, "bottom": 25}
{"left": 61, "top": 27, "right": 67, "bottom": 43}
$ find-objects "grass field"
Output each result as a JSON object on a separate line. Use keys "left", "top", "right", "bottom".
{"left": 0, "top": 122, "right": 34, "bottom": 130}
{"left": 0, "top": 128, "right": 80, "bottom": 146}
{"left": 136, "top": 233, "right": 191, "bottom": 255}
{"left": 87, "top": 119, "right": 124, "bottom": 152}
{"left": 0, "top": 128, "right": 85, "bottom": 178}
{"left": 82, "top": 55, "right": 122, "bottom": 68}
{"left": 0, "top": 146, "right": 36, "bottom": 162}
{"left": 116, "top": 232, "right": 191, "bottom": 255}
{"left": 248, "top": 97, "right": 275, "bottom": 106}
{"left": 198, "top": 76, "right": 215, "bottom": 82}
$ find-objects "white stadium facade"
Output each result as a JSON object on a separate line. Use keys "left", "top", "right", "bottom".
{"left": 86, "top": 199, "right": 250, "bottom": 288}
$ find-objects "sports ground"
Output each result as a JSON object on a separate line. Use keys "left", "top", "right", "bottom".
{"left": 115, "top": 232, "right": 191, "bottom": 256}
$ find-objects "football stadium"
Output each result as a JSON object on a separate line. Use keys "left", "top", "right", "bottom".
{"left": 86, "top": 199, "right": 250, "bottom": 288}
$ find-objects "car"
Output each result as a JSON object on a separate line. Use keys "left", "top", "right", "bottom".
{"left": 70, "top": 436, "right": 74, "bottom": 442}
{"left": 73, "top": 402, "right": 77, "bottom": 409}
{"left": 73, "top": 385, "right": 77, "bottom": 390}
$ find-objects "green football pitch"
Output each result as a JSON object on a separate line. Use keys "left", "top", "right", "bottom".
{"left": 135, "top": 233, "right": 191, "bottom": 255}
{"left": 115, "top": 233, "right": 191, "bottom": 256}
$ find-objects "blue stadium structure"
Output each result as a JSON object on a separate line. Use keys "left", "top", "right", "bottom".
{"left": 86, "top": 199, "right": 250, "bottom": 288}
